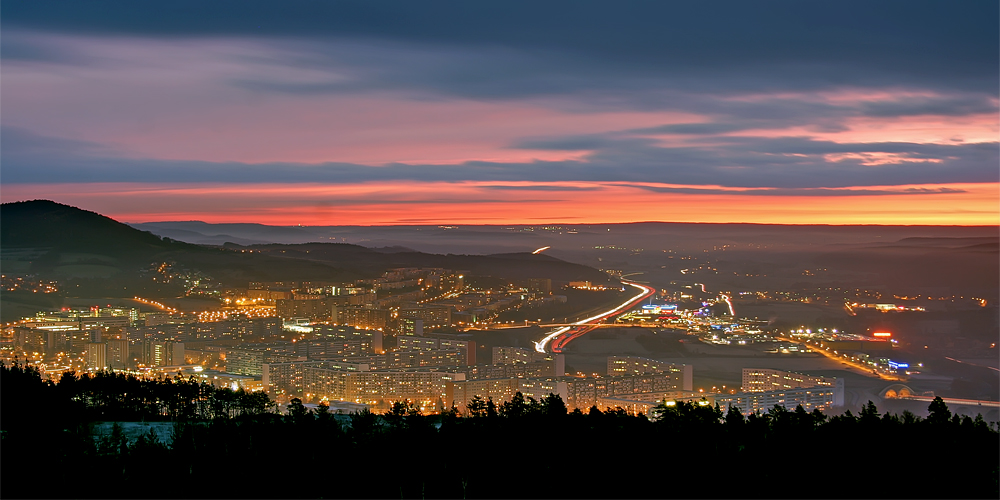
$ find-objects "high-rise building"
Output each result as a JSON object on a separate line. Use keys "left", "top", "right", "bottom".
{"left": 715, "top": 387, "right": 841, "bottom": 415}
{"left": 338, "top": 307, "right": 390, "bottom": 331}
{"left": 741, "top": 368, "right": 838, "bottom": 393}
{"left": 399, "top": 318, "right": 424, "bottom": 336}
{"left": 144, "top": 340, "right": 185, "bottom": 367}
{"left": 446, "top": 378, "right": 520, "bottom": 411}
{"left": 397, "top": 304, "right": 451, "bottom": 328}
{"left": 528, "top": 278, "right": 552, "bottom": 296}
{"left": 86, "top": 342, "right": 108, "bottom": 370}
{"left": 107, "top": 339, "right": 130, "bottom": 370}
{"left": 398, "top": 336, "right": 475, "bottom": 365}
{"left": 493, "top": 346, "right": 539, "bottom": 365}
{"left": 608, "top": 356, "right": 693, "bottom": 391}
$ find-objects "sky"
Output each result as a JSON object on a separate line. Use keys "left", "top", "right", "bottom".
{"left": 1, "top": 1, "right": 998, "bottom": 225}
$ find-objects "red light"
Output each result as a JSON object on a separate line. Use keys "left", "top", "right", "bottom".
{"left": 873, "top": 332, "right": 891, "bottom": 337}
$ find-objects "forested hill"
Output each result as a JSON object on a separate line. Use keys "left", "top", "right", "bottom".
{"left": 1, "top": 199, "right": 187, "bottom": 258}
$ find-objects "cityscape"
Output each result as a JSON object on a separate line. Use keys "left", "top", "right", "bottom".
{"left": 1, "top": 2, "right": 998, "bottom": 499}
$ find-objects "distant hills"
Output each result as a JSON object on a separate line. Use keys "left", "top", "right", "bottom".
{"left": 1, "top": 200, "right": 612, "bottom": 288}
{"left": 129, "top": 220, "right": 322, "bottom": 246}
{"left": 129, "top": 218, "right": 1000, "bottom": 257}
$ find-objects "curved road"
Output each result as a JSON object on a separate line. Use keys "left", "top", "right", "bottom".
{"left": 534, "top": 280, "right": 656, "bottom": 354}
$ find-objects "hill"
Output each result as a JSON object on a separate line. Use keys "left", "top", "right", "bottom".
{"left": 2, "top": 200, "right": 178, "bottom": 257}
{"left": 228, "top": 243, "right": 614, "bottom": 284}
{"left": 1, "top": 201, "right": 613, "bottom": 294}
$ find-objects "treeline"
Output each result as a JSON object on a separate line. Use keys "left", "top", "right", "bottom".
{"left": 1, "top": 362, "right": 998, "bottom": 499}
{"left": 1, "top": 362, "right": 273, "bottom": 424}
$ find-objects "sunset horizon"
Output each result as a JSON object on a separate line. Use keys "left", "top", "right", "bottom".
{"left": 2, "top": 2, "right": 997, "bottom": 227}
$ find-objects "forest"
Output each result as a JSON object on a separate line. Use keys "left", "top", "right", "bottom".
{"left": 1, "top": 361, "right": 997, "bottom": 499}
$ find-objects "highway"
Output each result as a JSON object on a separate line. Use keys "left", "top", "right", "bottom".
{"left": 780, "top": 336, "right": 903, "bottom": 381}
{"left": 534, "top": 280, "right": 656, "bottom": 354}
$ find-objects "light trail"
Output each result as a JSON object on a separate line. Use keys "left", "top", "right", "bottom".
{"left": 781, "top": 336, "right": 901, "bottom": 381}
{"left": 900, "top": 395, "right": 1000, "bottom": 407}
{"left": 945, "top": 356, "right": 1000, "bottom": 373}
{"left": 132, "top": 296, "right": 178, "bottom": 313}
{"left": 532, "top": 246, "right": 551, "bottom": 254}
{"left": 534, "top": 280, "right": 655, "bottom": 354}
{"left": 720, "top": 294, "right": 735, "bottom": 316}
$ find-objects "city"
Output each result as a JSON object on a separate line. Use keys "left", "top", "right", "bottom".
{"left": 1, "top": 2, "right": 998, "bottom": 499}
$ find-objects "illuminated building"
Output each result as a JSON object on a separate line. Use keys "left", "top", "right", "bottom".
{"left": 263, "top": 360, "right": 369, "bottom": 397}
{"left": 313, "top": 325, "right": 383, "bottom": 353}
{"left": 276, "top": 297, "right": 343, "bottom": 321}
{"left": 397, "top": 304, "right": 452, "bottom": 328}
{"left": 608, "top": 356, "right": 693, "bottom": 390}
{"left": 273, "top": 361, "right": 463, "bottom": 407}
{"left": 492, "top": 346, "right": 538, "bottom": 365}
{"left": 86, "top": 342, "right": 108, "bottom": 370}
{"left": 447, "top": 369, "right": 692, "bottom": 411}
{"left": 741, "top": 368, "right": 838, "bottom": 393}
{"left": 528, "top": 278, "right": 552, "bottom": 296}
{"left": 595, "top": 396, "right": 658, "bottom": 415}
{"left": 247, "top": 289, "right": 293, "bottom": 302}
{"left": 345, "top": 370, "right": 464, "bottom": 407}
{"left": 439, "top": 274, "right": 464, "bottom": 292}
{"left": 144, "top": 340, "right": 185, "bottom": 367}
{"left": 337, "top": 307, "right": 390, "bottom": 331}
{"left": 107, "top": 339, "right": 130, "bottom": 369}
{"left": 189, "top": 317, "right": 280, "bottom": 341}
{"left": 143, "top": 312, "right": 196, "bottom": 327}
{"left": 446, "top": 378, "right": 519, "bottom": 411}
{"left": 714, "top": 387, "right": 839, "bottom": 414}
{"left": 516, "top": 378, "right": 567, "bottom": 403}
{"left": 563, "top": 371, "right": 692, "bottom": 410}
{"left": 45, "top": 330, "right": 69, "bottom": 359}
{"left": 740, "top": 368, "right": 844, "bottom": 407}
{"left": 225, "top": 344, "right": 301, "bottom": 376}
{"left": 398, "top": 336, "right": 475, "bottom": 365}
{"left": 14, "top": 327, "right": 47, "bottom": 354}
{"left": 398, "top": 317, "right": 424, "bottom": 336}
{"left": 383, "top": 349, "right": 466, "bottom": 369}
{"left": 598, "top": 391, "right": 710, "bottom": 415}
{"left": 464, "top": 356, "right": 562, "bottom": 380}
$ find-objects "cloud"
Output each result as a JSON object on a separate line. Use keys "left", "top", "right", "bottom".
{"left": 618, "top": 184, "right": 968, "bottom": 197}
{"left": 1, "top": 5, "right": 996, "bottom": 200}
{"left": 860, "top": 95, "right": 1000, "bottom": 117}
{"left": 3, "top": 1, "right": 997, "bottom": 99}
{"left": 478, "top": 184, "right": 603, "bottom": 192}
{"left": 3, "top": 126, "right": 996, "bottom": 189}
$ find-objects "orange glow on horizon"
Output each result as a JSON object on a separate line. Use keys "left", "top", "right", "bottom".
{"left": 3, "top": 181, "right": 996, "bottom": 226}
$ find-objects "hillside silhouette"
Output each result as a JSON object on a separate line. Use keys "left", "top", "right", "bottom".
{"left": 1, "top": 200, "right": 611, "bottom": 290}
{"left": 2, "top": 200, "right": 180, "bottom": 258}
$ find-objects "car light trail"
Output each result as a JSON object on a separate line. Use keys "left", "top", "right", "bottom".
{"left": 534, "top": 280, "right": 656, "bottom": 353}
{"left": 532, "top": 246, "right": 551, "bottom": 254}
{"left": 720, "top": 294, "right": 735, "bottom": 316}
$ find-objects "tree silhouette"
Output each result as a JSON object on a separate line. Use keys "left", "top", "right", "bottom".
{"left": 927, "top": 396, "right": 951, "bottom": 425}
{"left": 541, "top": 393, "right": 567, "bottom": 416}
{"left": 466, "top": 395, "right": 487, "bottom": 417}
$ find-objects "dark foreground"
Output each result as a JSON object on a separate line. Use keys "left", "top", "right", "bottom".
{"left": 2, "top": 363, "right": 997, "bottom": 499}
